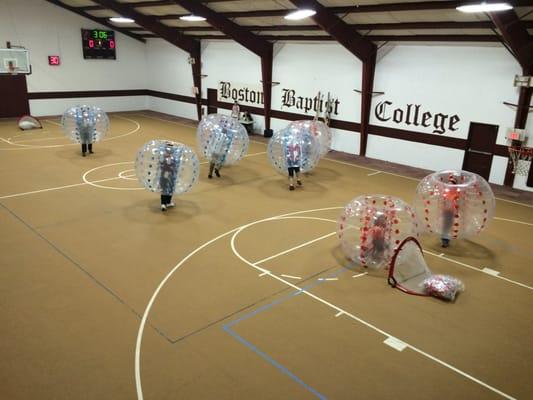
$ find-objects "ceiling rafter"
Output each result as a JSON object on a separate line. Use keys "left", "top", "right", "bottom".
{"left": 168, "top": 34, "right": 501, "bottom": 43}
{"left": 156, "top": 0, "right": 533, "bottom": 20}
{"left": 490, "top": 9, "right": 533, "bottom": 70}
{"left": 173, "top": 0, "right": 272, "bottom": 57}
{"left": 44, "top": 0, "right": 145, "bottom": 42}
{"left": 91, "top": 0, "right": 198, "bottom": 53}
{"left": 131, "top": 21, "right": 533, "bottom": 33}
{"left": 78, "top": 0, "right": 242, "bottom": 11}
{"left": 288, "top": 0, "right": 375, "bottom": 61}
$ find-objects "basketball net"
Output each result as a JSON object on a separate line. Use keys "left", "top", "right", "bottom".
{"left": 387, "top": 237, "right": 432, "bottom": 296}
{"left": 508, "top": 146, "right": 533, "bottom": 176}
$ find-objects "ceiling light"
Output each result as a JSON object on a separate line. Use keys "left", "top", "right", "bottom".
{"left": 179, "top": 15, "right": 207, "bottom": 22}
{"left": 109, "top": 17, "right": 135, "bottom": 23}
{"left": 456, "top": 2, "right": 513, "bottom": 13}
{"left": 284, "top": 9, "right": 316, "bottom": 20}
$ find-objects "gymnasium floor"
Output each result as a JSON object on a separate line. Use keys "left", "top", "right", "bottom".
{"left": 1, "top": 111, "right": 532, "bottom": 400}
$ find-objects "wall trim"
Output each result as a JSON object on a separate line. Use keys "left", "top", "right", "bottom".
{"left": 27, "top": 88, "right": 510, "bottom": 157}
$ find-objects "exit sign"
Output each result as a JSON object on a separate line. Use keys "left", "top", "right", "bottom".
{"left": 48, "top": 55, "right": 60, "bottom": 66}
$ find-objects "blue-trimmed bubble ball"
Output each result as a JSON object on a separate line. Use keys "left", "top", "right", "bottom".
{"left": 135, "top": 140, "right": 199, "bottom": 196}
{"left": 413, "top": 170, "right": 495, "bottom": 240}
{"left": 197, "top": 114, "right": 249, "bottom": 167}
{"left": 288, "top": 119, "right": 332, "bottom": 156}
{"left": 337, "top": 195, "right": 419, "bottom": 270}
{"left": 61, "top": 105, "right": 109, "bottom": 144}
{"left": 268, "top": 125, "right": 321, "bottom": 174}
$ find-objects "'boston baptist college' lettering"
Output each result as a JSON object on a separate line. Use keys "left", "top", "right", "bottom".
{"left": 375, "top": 101, "right": 460, "bottom": 135}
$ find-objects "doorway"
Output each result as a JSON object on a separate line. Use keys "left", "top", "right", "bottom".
{"left": 0, "top": 74, "right": 30, "bottom": 118}
{"left": 207, "top": 88, "right": 217, "bottom": 115}
{"left": 462, "top": 122, "right": 499, "bottom": 180}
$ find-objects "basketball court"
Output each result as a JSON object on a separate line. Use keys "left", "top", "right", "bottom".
{"left": 0, "top": 110, "right": 531, "bottom": 399}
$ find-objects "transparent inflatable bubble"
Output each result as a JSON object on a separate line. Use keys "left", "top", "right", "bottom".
{"left": 288, "top": 119, "right": 331, "bottom": 156}
{"left": 61, "top": 105, "right": 109, "bottom": 144}
{"left": 268, "top": 125, "right": 321, "bottom": 174}
{"left": 135, "top": 140, "right": 199, "bottom": 196}
{"left": 413, "top": 170, "right": 495, "bottom": 239}
{"left": 197, "top": 114, "right": 249, "bottom": 167}
{"left": 337, "top": 195, "right": 419, "bottom": 271}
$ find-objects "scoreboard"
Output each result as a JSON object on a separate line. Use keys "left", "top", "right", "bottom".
{"left": 81, "top": 29, "right": 116, "bottom": 59}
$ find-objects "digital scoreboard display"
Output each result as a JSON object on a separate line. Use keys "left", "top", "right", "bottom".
{"left": 81, "top": 29, "right": 116, "bottom": 59}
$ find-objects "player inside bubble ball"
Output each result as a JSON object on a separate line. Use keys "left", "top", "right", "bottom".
{"left": 284, "top": 137, "right": 303, "bottom": 191}
{"left": 76, "top": 108, "right": 96, "bottom": 157}
{"left": 441, "top": 175, "right": 459, "bottom": 248}
{"left": 208, "top": 121, "right": 234, "bottom": 179}
{"left": 367, "top": 213, "right": 389, "bottom": 261}
{"left": 159, "top": 143, "right": 178, "bottom": 211}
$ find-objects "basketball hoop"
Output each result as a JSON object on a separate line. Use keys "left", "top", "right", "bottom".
{"left": 508, "top": 146, "right": 533, "bottom": 176}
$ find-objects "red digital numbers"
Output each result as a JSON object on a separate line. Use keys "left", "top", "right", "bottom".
{"left": 109, "top": 40, "right": 115, "bottom": 49}
{"left": 89, "top": 39, "right": 94, "bottom": 48}
{"left": 48, "top": 55, "right": 60, "bottom": 66}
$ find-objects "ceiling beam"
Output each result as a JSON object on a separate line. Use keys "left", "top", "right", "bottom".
{"left": 174, "top": 0, "right": 274, "bottom": 130}
{"left": 176, "top": 34, "right": 502, "bottom": 42}
{"left": 44, "top": 0, "right": 145, "bottom": 42}
{"left": 490, "top": 10, "right": 533, "bottom": 70}
{"left": 91, "top": 0, "right": 198, "bottom": 53}
{"left": 174, "top": 0, "right": 272, "bottom": 57}
{"left": 157, "top": 1, "right": 533, "bottom": 19}
{"left": 288, "top": 0, "right": 375, "bottom": 61}
{"left": 79, "top": 0, "right": 236, "bottom": 11}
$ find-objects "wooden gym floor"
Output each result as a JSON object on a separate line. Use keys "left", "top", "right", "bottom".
{"left": 0, "top": 111, "right": 532, "bottom": 400}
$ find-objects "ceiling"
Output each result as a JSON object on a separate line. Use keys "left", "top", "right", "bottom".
{"left": 48, "top": 0, "right": 533, "bottom": 45}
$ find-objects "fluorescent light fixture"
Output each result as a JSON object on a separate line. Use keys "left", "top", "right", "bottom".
{"left": 284, "top": 9, "right": 316, "bottom": 20}
{"left": 456, "top": 2, "right": 512, "bottom": 12}
{"left": 179, "top": 15, "right": 207, "bottom": 22}
{"left": 109, "top": 17, "right": 135, "bottom": 23}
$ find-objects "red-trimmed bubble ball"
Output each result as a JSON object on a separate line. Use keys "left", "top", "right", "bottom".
{"left": 337, "top": 195, "right": 419, "bottom": 270}
{"left": 413, "top": 170, "right": 495, "bottom": 239}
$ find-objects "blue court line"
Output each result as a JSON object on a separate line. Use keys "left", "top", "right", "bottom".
{"left": 223, "top": 267, "right": 349, "bottom": 400}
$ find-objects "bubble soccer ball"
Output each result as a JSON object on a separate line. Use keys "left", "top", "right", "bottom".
{"left": 61, "top": 105, "right": 109, "bottom": 144}
{"left": 135, "top": 140, "right": 199, "bottom": 196}
{"left": 413, "top": 170, "right": 495, "bottom": 240}
{"left": 197, "top": 114, "right": 249, "bottom": 167}
{"left": 337, "top": 195, "right": 419, "bottom": 270}
{"left": 268, "top": 125, "right": 321, "bottom": 174}
{"left": 288, "top": 119, "right": 331, "bottom": 157}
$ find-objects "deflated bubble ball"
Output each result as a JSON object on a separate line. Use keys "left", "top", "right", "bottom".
{"left": 268, "top": 125, "right": 321, "bottom": 174}
{"left": 135, "top": 140, "right": 199, "bottom": 195}
{"left": 413, "top": 170, "right": 495, "bottom": 240}
{"left": 337, "top": 195, "right": 419, "bottom": 270}
{"left": 289, "top": 119, "right": 331, "bottom": 156}
{"left": 197, "top": 114, "right": 249, "bottom": 167}
{"left": 61, "top": 105, "right": 109, "bottom": 144}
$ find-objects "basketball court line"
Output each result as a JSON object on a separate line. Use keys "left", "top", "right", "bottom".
{"left": 0, "top": 151, "right": 268, "bottom": 198}
{"left": 230, "top": 214, "right": 516, "bottom": 400}
{"left": 134, "top": 207, "right": 518, "bottom": 400}
{"left": 222, "top": 267, "right": 348, "bottom": 400}
{"left": 0, "top": 115, "right": 140, "bottom": 150}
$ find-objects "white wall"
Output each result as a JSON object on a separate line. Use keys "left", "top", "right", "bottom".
{"left": 369, "top": 44, "right": 526, "bottom": 188}
{"left": 0, "top": 0, "right": 148, "bottom": 115}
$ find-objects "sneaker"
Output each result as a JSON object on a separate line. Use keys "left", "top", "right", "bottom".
{"left": 441, "top": 238, "right": 449, "bottom": 248}
{"left": 161, "top": 204, "right": 167, "bottom": 211}
{"left": 82, "top": 152, "right": 86, "bottom": 157}
{"left": 208, "top": 174, "right": 212, "bottom": 179}
{"left": 215, "top": 168, "right": 221, "bottom": 178}
{"left": 167, "top": 202, "right": 175, "bottom": 208}
{"left": 289, "top": 185, "right": 295, "bottom": 191}
{"left": 297, "top": 180, "right": 302, "bottom": 186}
{"left": 89, "top": 150, "right": 94, "bottom": 154}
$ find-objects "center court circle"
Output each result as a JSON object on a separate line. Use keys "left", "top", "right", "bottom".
{"left": 82, "top": 162, "right": 143, "bottom": 190}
